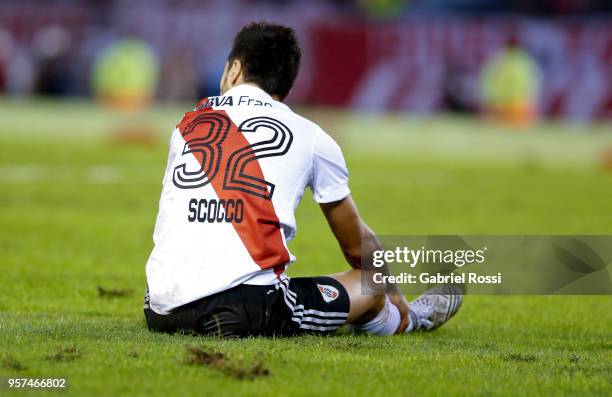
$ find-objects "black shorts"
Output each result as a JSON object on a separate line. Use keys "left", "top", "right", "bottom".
{"left": 144, "top": 277, "right": 350, "bottom": 338}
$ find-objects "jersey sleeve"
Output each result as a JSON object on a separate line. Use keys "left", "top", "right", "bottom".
{"left": 309, "top": 128, "right": 350, "bottom": 203}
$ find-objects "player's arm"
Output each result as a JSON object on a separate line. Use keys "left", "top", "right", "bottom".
{"left": 320, "top": 196, "right": 399, "bottom": 286}
{"left": 311, "top": 130, "right": 408, "bottom": 331}
{"left": 319, "top": 196, "right": 378, "bottom": 269}
{"left": 320, "top": 196, "right": 409, "bottom": 332}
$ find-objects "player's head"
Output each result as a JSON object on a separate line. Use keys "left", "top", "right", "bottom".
{"left": 220, "top": 21, "right": 301, "bottom": 101}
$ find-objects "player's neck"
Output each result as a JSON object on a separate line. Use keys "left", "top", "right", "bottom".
{"left": 226, "top": 82, "right": 282, "bottom": 102}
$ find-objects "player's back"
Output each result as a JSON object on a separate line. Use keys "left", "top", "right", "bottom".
{"left": 146, "top": 84, "right": 349, "bottom": 314}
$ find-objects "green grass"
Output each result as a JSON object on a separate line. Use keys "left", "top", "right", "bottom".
{"left": 0, "top": 99, "right": 611, "bottom": 396}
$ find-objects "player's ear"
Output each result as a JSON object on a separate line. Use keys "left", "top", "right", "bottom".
{"left": 219, "top": 61, "right": 229, "bottom": 95}
{"left": 228, "top": 59, "right": 244, "bottom": 87}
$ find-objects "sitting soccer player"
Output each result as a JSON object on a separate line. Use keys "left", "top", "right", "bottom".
{"left": 144, "top": 22, "right": 462, "bottom": 337}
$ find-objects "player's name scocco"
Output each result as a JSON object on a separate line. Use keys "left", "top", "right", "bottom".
{"left": 187, "top": 198, "right": 244, "bottom": 224}
{"left": 361, "top": 235, "right": 612, "bottom": 295}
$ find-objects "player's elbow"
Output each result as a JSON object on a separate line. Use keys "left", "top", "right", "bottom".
{"left": 342, "top": 245, "right": 363, "bottom": 268}
{"left": 341, "top": 229, "right": 379, "bottom": 268}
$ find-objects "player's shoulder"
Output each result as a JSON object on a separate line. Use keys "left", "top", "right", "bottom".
{"left": 289, "top": 110, "right": 339, "bottom": 146}
{"left": 268, "top": 104, "right": 343, "bottom": 158}
{"left": 283, "top": 106, "right": 325, "bottom": 136}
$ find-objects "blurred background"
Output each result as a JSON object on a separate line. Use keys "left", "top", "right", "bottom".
{"left": 0, "top": 0, "right": 611, "bottom": 123}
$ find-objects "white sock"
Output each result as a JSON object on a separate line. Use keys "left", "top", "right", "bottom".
{"left": 405, "top": 310, "right": 417, "bottom": 333}
{"left": 352, "top": 296, "right": 400, "bottom": 336}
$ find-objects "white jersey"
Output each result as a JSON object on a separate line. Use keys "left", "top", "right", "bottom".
{"left": 146, "top": 84, "right": 350, "bottom": 314}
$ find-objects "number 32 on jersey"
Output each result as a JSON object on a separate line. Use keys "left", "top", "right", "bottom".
{"left": 173, "top": 112, "right": 293, "bottom": 201}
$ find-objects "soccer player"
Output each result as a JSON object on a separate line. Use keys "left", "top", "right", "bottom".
{"left": 144, "top": 22, "right": 462, "bottom": 337}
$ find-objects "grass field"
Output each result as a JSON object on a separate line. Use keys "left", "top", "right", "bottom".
{"left": 0, "top": 99, "right": 611, "bottom": 396}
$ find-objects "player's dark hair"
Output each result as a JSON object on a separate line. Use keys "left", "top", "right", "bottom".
{"left": 228, "top": 21, "right": 301, "bottom": 100}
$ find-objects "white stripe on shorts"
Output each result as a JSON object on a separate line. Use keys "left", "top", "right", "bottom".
{"left": 278, "top": 279, "right": 348, "bottom": 331}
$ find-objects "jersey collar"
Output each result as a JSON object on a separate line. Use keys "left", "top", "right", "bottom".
{"left": 224, "top": 83, "right": 273, "bottom": 101}
{"left": 223, "top": 84, "right": 291, "bottom": 112}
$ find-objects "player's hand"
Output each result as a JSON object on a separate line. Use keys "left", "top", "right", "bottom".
{"left": 387, "top": 290, "right": 409, "bottom": 334}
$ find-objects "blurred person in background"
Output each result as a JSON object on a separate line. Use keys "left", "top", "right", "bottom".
{"left": 91, "top": 38, "right": 160, "bottom": 146}
{"left": 32, "top": 25, "right": 75, "bottom": 96}
{"left": 442, "top": 61, "right": 478, "bottom": 114}
{"left": 0, "top": 29, "right": 11, "bottom": 92}
{"left": 1, "top": 27, "right": 35, "bottom": 98}
{"left": 480, "top": 37, "right": 541, "bottom": 127}
{"left": 91, "top": 38, "right": 159, "bottom": 110}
